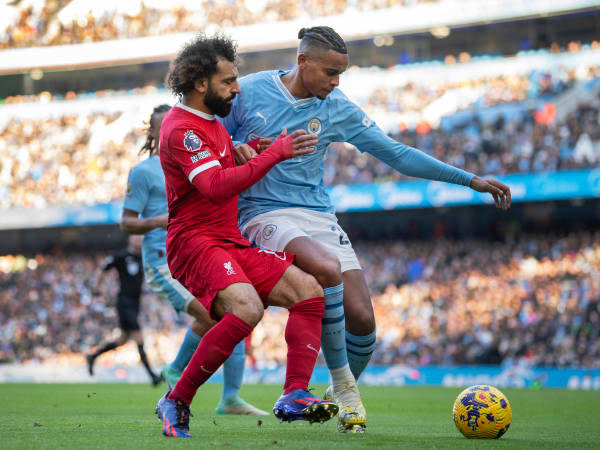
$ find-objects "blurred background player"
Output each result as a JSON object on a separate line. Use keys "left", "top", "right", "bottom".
{"left": 120, "top": 104, "right": 267, "bottom": 415}
{"left": 222, "top": 25, "right": 512, "bottom": 433}
{"left": 155, "top": 33, "right": 336, "bottom": 438}
{"left": 86, "top": 235, "right": 162, "bottom": 386}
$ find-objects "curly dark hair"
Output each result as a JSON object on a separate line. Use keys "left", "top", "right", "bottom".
{"left": 139, "top": 104, "right": 171, "bottom": 156}
{"left": 166, "top": 33, "right": 238, "bottom": 96}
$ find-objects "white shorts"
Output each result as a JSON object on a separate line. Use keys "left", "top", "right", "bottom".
{"left": 241, "top": 208, "right": 361, "bottom": 272}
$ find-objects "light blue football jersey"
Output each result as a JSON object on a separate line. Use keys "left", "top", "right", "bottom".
{"left": 123, "top": 155, "right": 168, "bottom": 266}
{"left": 220, "top": 70, "right": 474, "bottom": 226}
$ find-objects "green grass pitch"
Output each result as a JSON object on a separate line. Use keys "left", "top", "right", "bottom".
{"left": 1, "top": 383, "right": 599, "bottom": 449}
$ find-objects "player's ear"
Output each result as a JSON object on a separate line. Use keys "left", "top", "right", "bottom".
{"left": 297, "top": 53, "right": 308, "bottom": 68}
{"left": 194, "top": 78, "right": 207, "bottom": 94}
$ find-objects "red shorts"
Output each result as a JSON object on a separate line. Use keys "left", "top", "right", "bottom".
{"left": 168, "top": 239, "right": 294, "bottom": 316}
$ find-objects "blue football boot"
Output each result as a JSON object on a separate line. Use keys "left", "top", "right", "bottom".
{"left": 156, "top": 391, "right": 192, "bottom": 438}
{"left": 273, "top": 389, "right": 338, "bottom": 424}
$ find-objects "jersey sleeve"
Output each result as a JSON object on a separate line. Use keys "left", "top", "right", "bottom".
{"left": 167, "top": 126, "right": 222, "bottom": 183}
{"left": 349, "top": 124, "right": 474, "bottom": 186}
{"left": 333, "top": 95, "right": 474, "bottom": 187}
{"left": 123, "top": 165, "right": 149, "bottom": 213}
{"left": 168, "top": 125, "right": 293, "bottom": 204}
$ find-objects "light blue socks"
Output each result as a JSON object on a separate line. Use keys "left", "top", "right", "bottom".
{"left": 346, "top": 329, "right": 377, "bottom": 380}
{"left": 221, "top": 341, "right": 245, "bottom": 401}
{"left": 170, "top": 327, "right": 245, "bottom": 402}
{"left": 321, "top": 283, "right": 349, "bottom": 370}
{"left": 170, "top": 326, "right": 201, "bottom": 372}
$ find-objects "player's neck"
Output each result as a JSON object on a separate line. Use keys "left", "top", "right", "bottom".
{"left": 281, "top": 68, "right": 312, "bottom": 99}
{"left": 181, "top": 93, "right": 214, "bottom": 116}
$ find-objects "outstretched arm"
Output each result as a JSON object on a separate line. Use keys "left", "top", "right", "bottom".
{"left": 349, "top": 125, "right": 511, "bottom": 209}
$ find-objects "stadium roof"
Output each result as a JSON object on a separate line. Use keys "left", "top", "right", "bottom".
{"left": 0, "top": 0, "right": 598, "bottom": 73}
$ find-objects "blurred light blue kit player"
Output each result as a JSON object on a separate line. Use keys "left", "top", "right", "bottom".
{"left": 121, "top": 104, "right": 267, "bottom": 415}
{"left": 221, "top": 26, "right": 511, "bottom": 432}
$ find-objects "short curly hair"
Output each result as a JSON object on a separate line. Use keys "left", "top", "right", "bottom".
{"left": 166, "top": 33, "right": 238, "bottom": 96}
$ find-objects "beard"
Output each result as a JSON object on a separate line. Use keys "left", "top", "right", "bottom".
{"left": 205, "top": 84, "right": 234, "bottom": 117}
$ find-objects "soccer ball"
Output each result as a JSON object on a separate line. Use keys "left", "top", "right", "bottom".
{"left": 452, "top": 385, "right": 511, "bottom": 439}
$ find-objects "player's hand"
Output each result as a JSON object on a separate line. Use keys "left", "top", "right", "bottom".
{"left": 233, "top": 143, "right": 257, "bottom": 165}
{"left": 470, "top": 176, "right": 511, "bottom": 210}
{"left": 282, "top": 128, "right": 318, "bottom": 158}
{"left": 254, "top": 138, "right": 272, "bottom": 154}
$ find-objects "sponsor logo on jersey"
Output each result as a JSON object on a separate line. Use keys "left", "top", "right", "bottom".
{"left": 307, "top": 118, "right": 322, "bottom": 134}
{"left": 183, "top": 130, "right": 202, "bottom": 152}
{"left": 219, "top": 145, "right": 227, "bottom": 157}
{"left": 224, "top": 261, "right": 236, "bottom": 275}
{"left": 256, "top": 111, "right": 268, "bottom": 125}
{"left": 191, "top": 150, "right": 210, "bottom": 163}
{"left": 262, "top": 224, "right": 277, "bottom": 240}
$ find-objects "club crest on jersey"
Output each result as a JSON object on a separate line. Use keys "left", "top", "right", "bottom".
{"left": 183, "top": 130, "right": 202, "bottom": 152}
{"left": 262, "top": 224, "right": 277, "bottom": 240}
{"left": 224, "top": 261, "right": 236, "bottom": 276}
{"left": 307, "top": 118, "right": 322, "bottom": 135}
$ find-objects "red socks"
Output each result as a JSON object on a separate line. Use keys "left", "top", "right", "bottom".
{"left": 283, "top": 297, "right": 325, "bottom": 394}
{"left": 169, "top": 313, "right": 252, "bottom": 405}
{"left": 168, "top": 297, "right": 325, "bottom": 404}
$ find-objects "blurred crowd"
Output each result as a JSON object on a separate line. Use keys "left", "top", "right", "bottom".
{"left": 0, "top": 251, "right": 180, "bottom": 366}
{"left": 0, "top": 112, "right": 143, "bottom": 208}
{"left": 325, "top": 89, "right": 600, "bottom": 184}
{"left": 2, "top": 75, "right": 599, "bottom": 208}
{"left": 1, "top": 230, "right": 599, "bottom": 369}
{"left": 1, "top": 0, "right": 439, "bottom": 49}
{"left": 355, "top": 64, "right": 576, "bottom": 129}
{"left": 361, "top": 231, "right": 600, "bottom": 368}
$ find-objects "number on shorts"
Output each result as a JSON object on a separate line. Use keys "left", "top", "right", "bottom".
{"left": 331, "top": 226, "right": 350, "bottom": 246}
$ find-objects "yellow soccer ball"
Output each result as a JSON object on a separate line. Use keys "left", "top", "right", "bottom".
{"left": 452, "top": 385, "right": 511, "bottom": 439}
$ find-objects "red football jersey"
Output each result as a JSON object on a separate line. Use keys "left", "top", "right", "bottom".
{"left": 159, "top": 103, "right": 249, "bottom": 248}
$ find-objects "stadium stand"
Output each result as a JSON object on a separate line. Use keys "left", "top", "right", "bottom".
{"left": 1, "top": 231, "right": 598, "bottom": 368}
{"left": 0, "top": 0, "right": 441, "bottom": 49}
{"left": 1, "top": 47, "right": 600, "bottom": 208}
{"left": 1, "top": 0, "right": 600, "bottom": 386}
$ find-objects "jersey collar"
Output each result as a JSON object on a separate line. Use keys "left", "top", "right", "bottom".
{"left": 273, "top": 70, "right": 318, "bottom": 108}
{"left": 175, "top": 101, "right": 215, "bottom": 121}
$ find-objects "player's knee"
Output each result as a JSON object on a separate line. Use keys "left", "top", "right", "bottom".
{"left": 290, "top": 272, "right": 324, "bottom": 304}
{"left": 230, "top": 297, "right": 264, "bottom": 328}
